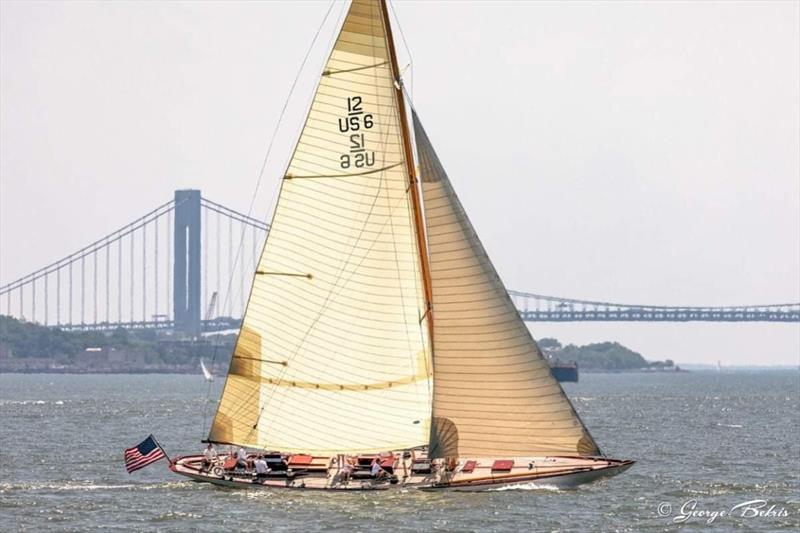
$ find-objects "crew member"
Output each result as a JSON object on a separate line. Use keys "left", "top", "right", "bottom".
{"left": 202, "top": 443, "right": 217, "bottom": 472}
{"left": 370, "top": 457, "right": 389, "bottom": 480}
{"left": 254, "top": 455, "right": 271, "bottom": 481}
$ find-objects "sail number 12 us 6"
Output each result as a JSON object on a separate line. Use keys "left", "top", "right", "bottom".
{"left": 339, "top": 96, "right": 375, "bottom": 169}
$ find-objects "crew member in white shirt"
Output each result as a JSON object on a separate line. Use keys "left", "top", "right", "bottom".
{"left": 236, "top": 447, "right": 249, "bottom": 469}
{"left": 202, "top": 443, "right": 217, "bottom": 472}
{"left": 370, "top": 457, "right": 389, "bottom": 480}
{"left": 254, "top": 455, "right": 271, "bottom": 480}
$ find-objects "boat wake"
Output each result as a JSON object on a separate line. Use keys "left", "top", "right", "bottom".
{"left": 716, "top": 423, "right": 744, "bottom": 428}
{"left": 487, "top": 482, "right": 563, "bottom": 492}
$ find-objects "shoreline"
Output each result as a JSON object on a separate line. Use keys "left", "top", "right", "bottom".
{"left": 0, "top": 364, "right": 217, "bottom": 375}
{"left": 1, "top": 367, "right": 794, "bottom": 376}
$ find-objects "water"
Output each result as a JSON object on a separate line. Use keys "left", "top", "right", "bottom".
{"left": 1, "top": 371, "right": 798, "bottom": 532}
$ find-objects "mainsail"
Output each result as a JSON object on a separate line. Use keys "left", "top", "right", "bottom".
{"left": 412, "top": 111, "right": 601, "bottom": 458}
{"left": 209, "top": 0, "right": 432, "bottom": 454}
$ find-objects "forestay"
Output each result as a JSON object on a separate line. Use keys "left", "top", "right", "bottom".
{"left": 209, "top": 0, "right": 432, "bottom": 455}
{"left": 413, "top": 110, "right": 601, "bottom": 458}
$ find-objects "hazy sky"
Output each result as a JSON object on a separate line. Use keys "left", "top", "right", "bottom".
{"left": 1, "top": 1, "right": 798, "bottom": 365}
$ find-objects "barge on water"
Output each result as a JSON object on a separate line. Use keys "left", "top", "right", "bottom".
{"left": 550, "top": 362, "right": 579, "bottom": 382}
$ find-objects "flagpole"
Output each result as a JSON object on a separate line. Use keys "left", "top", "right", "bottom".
{"left": 151, "top": 434, "right": 173, "bottom": 466}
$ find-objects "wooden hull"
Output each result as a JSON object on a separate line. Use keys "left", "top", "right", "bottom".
{"left": 427, "top": 460, "right": 633, "bottom": 492}
{"left": 169, "top": 453, "right": 633, "bottom": 492}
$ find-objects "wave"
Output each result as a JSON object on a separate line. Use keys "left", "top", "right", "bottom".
{"left": 487, "top": 482, "right": 563, "bottom": 492}
{"left": 149, "top": 511, "right": 204, "bottom": 521}
{"left": 0, "top": 480, "right": 193, "bottom": 493}
{"left": 0, "top": 400, "right": 65, "bottom": 406}
{"left": 715, "top": 423, "right": 743, "bottom": 428}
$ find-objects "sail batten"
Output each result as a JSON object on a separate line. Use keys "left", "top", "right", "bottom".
{"left": 209, "top": 0, "right": 432, "bottom": 455}
{"left": 413, "top": 110, "right": 601, "bottom": 459}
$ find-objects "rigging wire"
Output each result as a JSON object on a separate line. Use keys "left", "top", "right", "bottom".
{"left": 209, "top": 0, "right": 434, "bottom": 448}
{"left": 213, "top": 0, "right": 352, "bottom": 441}
{"left": 382, "top": 0, "right": 431, "bottom": 432}
{"left": 233, "top": 0, "right": 388, "bottom": 439}
{"left": 227, "top": 2, "right": 431, "bottom": 446}
{"left": 201, "top": 0, "right": 341, "bottom": 439}
{"left": 219, "top": 0, "right": 340, "bottom": 318}
{"left": 388, "top": 0, "right": 413, "bottom": 97}
{"left": 208, "top": 0, "right": 354, "bottom": 443}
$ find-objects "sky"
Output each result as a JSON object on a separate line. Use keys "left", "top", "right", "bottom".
{"left": 1, "top": 0, "right": 798, "bottom": 366}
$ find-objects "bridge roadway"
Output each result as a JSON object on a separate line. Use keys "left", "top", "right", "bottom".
{"left": 2, "top": 190, "right": 798, "bottom": 331}
{"left": 508, "top": 291, "right": 800, "bottom": 323}
{"left": 50, "top": 301, "right": 800, "bottom": 332}
{"left": 519, "top": 307, "right": 800, "bottom": 323}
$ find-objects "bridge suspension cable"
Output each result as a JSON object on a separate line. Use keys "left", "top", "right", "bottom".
{"left": 1, "top": 190, "right": 797, "bottom": 331}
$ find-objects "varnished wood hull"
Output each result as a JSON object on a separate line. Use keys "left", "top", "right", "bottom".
{"left": 425, "top": 460, "right": 634, "bottom": 491}
{"left": 169, "top": 453, "right": 633, "bottom": 492}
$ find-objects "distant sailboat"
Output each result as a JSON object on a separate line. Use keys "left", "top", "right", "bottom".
{"left": 168, "top": 0, "right": 633, "bottom": 491}
{"left": 200, "top": 359, "right": 213, "bottom": 382}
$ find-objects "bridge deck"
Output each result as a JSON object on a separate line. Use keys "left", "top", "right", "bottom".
{"left": 3, "top": 192, "right": 798, "bottom": 331}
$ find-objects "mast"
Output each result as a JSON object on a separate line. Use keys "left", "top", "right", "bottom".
{"left": 379, "top": 0, "right": 434, "bottom": 342}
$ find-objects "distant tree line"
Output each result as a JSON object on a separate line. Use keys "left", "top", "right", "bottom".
{"left": 0, "top": 315, "right": 234, "bottom": 365}
{"left": 537, "top": 337, "right": 656, "bottom": 371}
{"left": 1, "top": 315, "right": 665, "bottom": 372}
{"left": 0, "top": 315, "right": 132, "bottom": 358}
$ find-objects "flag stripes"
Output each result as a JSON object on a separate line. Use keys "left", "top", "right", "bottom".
{"left": 124, "top": 435, "right": 167, "bottom": 473}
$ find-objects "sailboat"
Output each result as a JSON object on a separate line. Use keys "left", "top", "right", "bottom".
{"left": 170, "top": 0, "right": 633, "bottom": 491}
{"left": 200, "top": 358, "right": 214, "bottom": 382}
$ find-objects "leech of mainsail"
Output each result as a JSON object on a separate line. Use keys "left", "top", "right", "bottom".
{"left": 209, "top": 0, "right": 433, "bottom": 455}
{"left": 412, "top": 110, "right": 602, "bottom": 458}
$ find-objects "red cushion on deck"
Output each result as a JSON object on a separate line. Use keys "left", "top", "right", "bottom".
{"left": 222, "top": 457, "right": 238, "bottom": 470}
{"left": 461, "top": 460, "right": 477, "bottom": 473}
{"left": 288, "top": 454, "right": 313, "bottom": 466}
{"left": 492, "top": 460, "right": 514, "bottom": 471}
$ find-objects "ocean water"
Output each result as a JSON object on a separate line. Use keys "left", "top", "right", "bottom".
{"left": 1, "top": 371, "right": 798, "bottom": 532}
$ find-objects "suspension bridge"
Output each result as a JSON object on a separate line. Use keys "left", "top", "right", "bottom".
{"left": 1, "top": 189, "right": 798, "bottom": 334}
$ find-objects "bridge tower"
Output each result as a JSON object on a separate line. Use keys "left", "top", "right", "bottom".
{"left": 173, "top": 190, "right": 202, "bottom": 335}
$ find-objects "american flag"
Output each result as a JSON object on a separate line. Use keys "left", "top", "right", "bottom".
{"left": 124, "top": 435, "right": 167, "bottom": 473}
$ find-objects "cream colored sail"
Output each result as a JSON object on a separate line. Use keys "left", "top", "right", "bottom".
{"left": 209, "top": 0, "right": 432, "bottom": 455}
{"left": 413, "top": 110, "right": 601, "bottom": 458}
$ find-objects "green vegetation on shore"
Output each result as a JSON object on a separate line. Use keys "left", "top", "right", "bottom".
{"left": 0, "top": 315, "right": 128, "bottom": 358}
{"left": 0, "top": 315, "right": 674, "bottom": 373}
{"left": 0, "top": 315, "right": 234, "bottom": 367}
{"left": 538, "top": 337, "right": 676, "bottom": 372}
